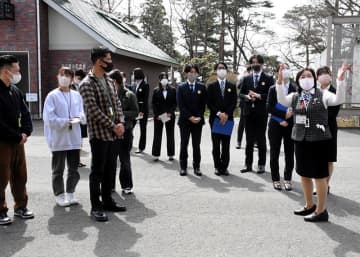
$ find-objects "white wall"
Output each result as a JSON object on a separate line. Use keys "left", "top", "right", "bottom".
{"left": 48, "top": 8, "right": 98, "bottom": 50}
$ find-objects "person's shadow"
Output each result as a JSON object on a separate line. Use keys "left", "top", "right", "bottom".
{"left": 47, "top": 203, "right": 143, "bottom": 257}
{"left": 112, "top": 192, "right": 157, "bottom": 224}
{"left": 0, "top": 220, "right": 34, "bottom": 257}
{"left": 316, "top": 222, "right": 360, "bottom": 257}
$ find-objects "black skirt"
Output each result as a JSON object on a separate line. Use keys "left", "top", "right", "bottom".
{"left": 295, "top": 140, "right": 329, "bottom": 179}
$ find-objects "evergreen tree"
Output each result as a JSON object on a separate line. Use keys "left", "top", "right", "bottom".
{"left": 140, "top": 0, "right": 176, "bottom": 57}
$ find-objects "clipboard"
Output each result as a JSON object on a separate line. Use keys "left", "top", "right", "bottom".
{"left": 212, "top": 118, "right": 234, "bottom": 136}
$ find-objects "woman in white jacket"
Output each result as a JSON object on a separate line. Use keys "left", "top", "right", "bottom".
{"left": 43, "top": 67, "right": 86, "bottom": 207}
{"left": 276, "top": 64, "right": 348, "bottom": 222}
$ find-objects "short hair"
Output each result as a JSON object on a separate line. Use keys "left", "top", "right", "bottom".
{"left": 0, "top": 55, "right": 18, "bottom": 70}
{"left": 74, "top": 69, "right": 86, "bottom": 79}
{"left": 276, "top": 63, "right": 289, "bottom": 72}
{"left": 249, "top": 54, "right": 264, "bottom": 65}
{"left": 295, "top": 68, "right": 317, "bottom": 93}
{"left": 133, "top": 68, "right": 145, "bottom": 80}
{"left": 183, "top": 64, "right": 199, "bottom": 74}
{"left": 214, "top": 62, "right": 228, "bottom": 71}
{"left": 90, "top": 46, "right": 112, "bottom": 64}
{"left": 316, "top": 66, "right": 331, "bottom": 76}
{"left": 158, "top": 72, "right": 168, "bottom": 80}
{"left": 58, "top": 66, "right": 74, "bottom": 78}
{"left": 108, "top": 69, "right": 123, "bottom": 85}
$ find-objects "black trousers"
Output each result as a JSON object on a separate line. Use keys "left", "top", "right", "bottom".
{"left": 89, "top": 138, "right": 117, "bottom": 210}
{"left": 179, "top": 124, "right": 202, "bottom": 170}
{"left": 152, "top": 118, "right": 175, "bottom": 157}
{"left": 268, "top": 122, "right": 294, "bottom": 181}
{"left": 237, "top": 107, "right": 245, "bottom": 146}
{"left": 211, "top": 132, "right": 231, "bottom": 171}
{"left": 244, "top": 114, "right": 267, "bottom": 167}
{"left": 111, "top": 129, "right": 134, "bottom": 190}
{"left": 136, "top": 113, "right": 148, "bottom": 151}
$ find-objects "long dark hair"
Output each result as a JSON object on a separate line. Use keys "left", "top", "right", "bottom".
{"left": 295, "top": 68, "right": 317, "bottom": 94}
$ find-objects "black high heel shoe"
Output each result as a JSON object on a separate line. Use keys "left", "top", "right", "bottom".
{"left": 304, "top": 209, "right": 329, "bottom": 222}
{"left": 294, "top": 204, "right": 316, "bottom": 216}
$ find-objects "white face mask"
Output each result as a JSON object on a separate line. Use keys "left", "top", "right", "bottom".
{"left": 160, "top": 78, "right": 168, "bottom": 87}
{"left": 282, "top": 69, "right": 292, "bottom": 79}
{"left": 299, "top": 78, "right": 314, "bottom": 91}
{"left": 58, "top": 76, "right": 71, "bottom": 88}
{"left": 217, "top": 69, "right": 227, "bottom": 79}
{"left": 318, "top": 74, "right": 331, "bottom": 85}
{"left": 10, "top": 72, "right": 22, "bottom": 85}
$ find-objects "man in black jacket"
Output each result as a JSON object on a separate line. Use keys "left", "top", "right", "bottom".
{"left": 0, "top": 55, "right": 34, "bottom": 225}
{"left": 240, "top": 55, "right": 274, "bottom": 174}
{"left": 207, "top": 62, "right": 237, "bottom": 175}
{"left": 177, "top": 64, "right": 207, "bottom": 176}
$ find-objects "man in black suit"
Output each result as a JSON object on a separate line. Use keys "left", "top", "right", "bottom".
{"left": 177, "top": 64, "right": 207, "bottom": 176}
{"left": 207, "top": 62, "right": 237, "bottom": 176}
{"left": 240, "top": 54, "right": 274, "bottom": 174}
{"left": 151, "top": 72, "right": 177, "bottom": 161}
{"left": 132, "top": 68, "right": 149, "bottom": 153}
{"left": 267, "top": 63, "right": 296, "bottom": 190}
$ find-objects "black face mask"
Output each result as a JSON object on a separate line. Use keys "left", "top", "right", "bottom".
{"left": 101, "top": 60, "right": 114, "bottom": 73}
{"left": 252, "top": 64, "right": 261, "bottom": 73}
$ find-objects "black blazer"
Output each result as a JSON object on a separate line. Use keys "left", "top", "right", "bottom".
{"left": 177, "top": 81, "right": 207, "bottom": 126}
{"left": 267, "top": 82, "right": 297, "bottom": 127}
{"left": 207, "top": 80, "right": 237, "bottom": 126}
{"left": 133, "top": 80, "right": 149, "bottom": 114}
{"left": 240, "top": 72, "right": 274, "bottom": 116}
{"left": 152, "top": 85, "right": 177, "bottom": 118}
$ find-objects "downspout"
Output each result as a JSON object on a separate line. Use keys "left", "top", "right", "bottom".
{"left": 36, "top": 0, "right": 42, "bottom": 119}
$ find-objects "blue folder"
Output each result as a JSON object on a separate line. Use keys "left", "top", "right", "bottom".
{"left": 271, "top": 115, "right": 284, "bottom": 123}
{"left": 212, "top": 118, "right": 234, "bottom": 136}
{"left": 275, "top": 103, "right": 288, "bottom": 112}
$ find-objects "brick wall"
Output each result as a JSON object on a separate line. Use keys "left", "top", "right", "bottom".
{"left": 0, "top": 0, "right": 39, "bottom": 115}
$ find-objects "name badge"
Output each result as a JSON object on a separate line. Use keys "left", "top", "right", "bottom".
{"left": 296, "top": 115, "right": 306, "bottom": 125}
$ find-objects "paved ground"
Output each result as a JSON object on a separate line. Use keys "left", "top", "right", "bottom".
{"left": 1, "top": 119, "right": 360, "bottom": 257}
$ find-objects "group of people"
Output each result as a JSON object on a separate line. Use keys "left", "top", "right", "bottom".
{"left": 0, "top": 47, "right": 348, "bottom": 224}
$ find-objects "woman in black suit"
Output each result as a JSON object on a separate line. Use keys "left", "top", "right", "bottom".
{"left": 151, "top": 72, "right": 177, "bottom": 161}
{"left": 316, "top": 66, "right": 341, "bottom": 194}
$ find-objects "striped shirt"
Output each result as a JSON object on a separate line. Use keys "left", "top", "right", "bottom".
{"left": 79, "top": 71, "right": 124, "bottom": 141}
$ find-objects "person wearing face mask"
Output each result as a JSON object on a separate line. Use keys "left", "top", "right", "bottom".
{"left": 108, "top": 69, "right": 138, "bottom": 195}
{"left": 71, "top": 69, "right": 87, "bottom": 168}
{"left": 79, "top": 46, "right": 126, "bottom": 222}
{"left": 266, "top": 64, "right": 296, "bottom": 191}
{"left": 131, "top": 67, "right": 149, "bottom": 154}
{"left": 207, "top": 62, "right": 237, "bottom": 176}
{"left": 240, "top": 54, "right": 274, "bottom": 174}
{"left": 276, "top": 64, "right": 347, "bottom": 222}
{"left": 177, "top": 64, "right": 207, "bottom": 176}
{"left": 315, "top": 66, "right": 340, "bottom": 195}
{"left": 151, "top": 72, "right": 177, "bottom": 162}
{"left": 43, "top": 67, "right": 86, "bottom": 207}
{"left": 0, "top": 55, "right": 34, "bottom": 225}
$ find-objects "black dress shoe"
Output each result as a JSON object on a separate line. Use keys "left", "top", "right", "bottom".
{"left": 91, "top": 210, "right": 108, "bottom": 222}
{"left": 103, "top": 203, "right": 127, "bottom": 212}
{"left": 304, "top": 209, "right": 329, "bottom": 222}
{"left": 194, "top": 169, "right": 202, "bottom": 176}
{"left": 180, "top": 169, "right": 187, "bottom": 176}
{"left": 257, "top": 165, "right": 265, "bottom": 174}
{"left": 240, "top": 166, "right": 252, "bottom": 173}
{"left": 294, "top": 204, "right": 316, "bottom": 216}
{"left": 135, "top": 149, "right": 143, "bottom": 154}
{"left": 214, "top": 169, "right": 222, "bottom": 176}
{"left": 222, "top": 170, "right": 230, "bottom": 176}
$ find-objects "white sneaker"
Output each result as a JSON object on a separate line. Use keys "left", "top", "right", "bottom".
{"left": 67, "top": 193, "right": 79, "bottom": 205}
{"left": 55, "top": 193, "right": 70, "bottom": 207}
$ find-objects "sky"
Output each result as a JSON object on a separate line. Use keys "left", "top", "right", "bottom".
{"left": 114, "top": 0, "right": 302, "bottom": 63}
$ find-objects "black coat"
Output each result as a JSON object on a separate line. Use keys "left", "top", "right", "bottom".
{"left": 132, "top": 80, "right": 149, "bottom": 114}
{"left": 240, "top": 72, "right": 274, "bottom": 116}
{"left": 207, "top": 80, "right": 238, "bottom": 126}
{"left": 177, "top": 81, "right": 207, "bottom": 126}
{"left": 152, "top": 85, "right": 177, "bottom": 118}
